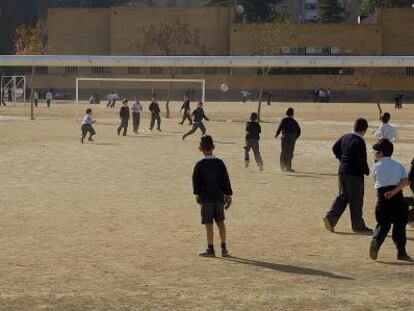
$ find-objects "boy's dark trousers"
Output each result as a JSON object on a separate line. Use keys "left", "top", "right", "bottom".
{"left": 117, "top": 117, "right": 129, "bottom": 135}
{"left": 183, "top": 122, "right": 206, "bottom": 139}
{"left": 47, "top": 99, "right": 50, "bottom": 107}
{"left": 110, "top": 100, "right": 116, "bottom": 108}
{"left": 326, "top": 174, "right": 367, "bottom": 230}
{"left": 373, "top": 186, "right": 409, "bottom": 254}
{"left": 245, "top": 138, "right": 263, "bottom": 167}
{"left": 150, "top": 113, "right": 161, "bottom": 130}
{"left": 132, "top": 112, "right": 140, "bottom": 133}
{"left": 280, "top": 133, "right": 297, "bottom": 170}
{"left": 181, "top": 109, "right": 192, "bottom": 125}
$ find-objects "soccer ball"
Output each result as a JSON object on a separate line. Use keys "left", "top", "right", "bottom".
{"left": 220, "top": 83, "right": 229, "bottom": 92}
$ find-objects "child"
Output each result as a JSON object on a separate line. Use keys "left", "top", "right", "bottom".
{"left": 182, "top": 102, "right": 209, "bottom": 140}
{"left": 179, "top": 95, "right": 192, "bottom": 125}
{"left": 45, "top": 90, "right": 53, "bottom": 108}
{"left": 404, "top": 158, "right": 414, "bottom": 227}
{"left": 372, "top": 112, "right": 398, "bottom": 142}
{"left": 117, "top": 99, "right": 130, "bottom": 136}
{"left": 275, "top": 108, "right": 301, "bottom": 172}
{"left": 369, "top": 138, "right": 411, "bottom": 261}
{"left": 244, "top": 112, "right": 263, "bottom": 171}
{"left": 149, "top": 97, "right": 161, "bottom": 131}
{"left": 81, "top": 108, "right": 96, "bottom": 144}
{"left": 130, "top": 97, "right": 143, "bottom": 134}
{"left": 192, "top": 135, "right": 233, "bottom": 257}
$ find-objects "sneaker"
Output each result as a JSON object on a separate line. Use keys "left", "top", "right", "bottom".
{"left": 199, "top": 248, "right": 215, "bottom": 257}
{"left": 244, "top": 160, "right": 249, "bottom": 168}
{"left": 123, "top": 134, "right": 127, "bottom": 136}
{"left": 323, "top": 217, "right": 334, "bottom": 232}
{"left": 222, "top": 248, "right": 230, "bottom": 257}
{"left": 117, "top": 131, "right": 120, "bottom": 136}
{"left": 178, "top": 122, "right": 183, "bottom": 125}
{"left": 369, "top": 239, "right": 379, "bottom": 260}
{"left": 397, "top": 254, "right": 413, "bottom": 262}
{"left": 286, "top": 168, "right": 295, "bottom": 173}
{"left": 88, "top": 137, "right": 94, "bottom": 142}
{"left": 353, "top": 227, "right": 373, "bottom": 235}
{"left": 157, "top": 129, "right": 162, "bottom": 132}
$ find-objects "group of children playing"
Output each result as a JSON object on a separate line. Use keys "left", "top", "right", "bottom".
{"left": 80, "top": 97, "right": 413, "bottom": 260}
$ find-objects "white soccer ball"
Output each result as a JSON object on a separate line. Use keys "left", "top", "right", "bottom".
{"left": 220, "top": 83, "right": 229, "bottom": 92}
{"left": 235, "top": 4, "right": 244, "bottom": 15}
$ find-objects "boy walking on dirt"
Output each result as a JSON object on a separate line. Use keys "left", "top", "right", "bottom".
{"left": 192, "top": 135, "right": 233, "bottom": 257}
{"left": 81, "top": 108, "right": 96, "bottom": 144}
{"left": 244, "top": 112, "right": 264, "bottom": 171}
{"left": 117, "top": 99, "right": 130, "bottom": 136}
{"left": 182, "top": 102, "right": 209, "bottom": 140}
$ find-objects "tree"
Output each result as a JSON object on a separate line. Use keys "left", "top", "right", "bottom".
{"left": 252, "top": 21, "right": 294, "bottom": 121}
{"left": 201, "top": 0, "right": 284, "bottom": 22}
{"left": 140, "top": 21, "right": 205, "bottom": 118}
{"left": 359, "top": 0, "right": 413, "bottom": 16}
{"left": 15, "top": 22, "right": 43, "bottom": 120}
{"left": 317, "top": 0, "right": 345, "bottom": 23}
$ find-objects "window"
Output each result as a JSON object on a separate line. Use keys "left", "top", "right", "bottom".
{"left": 91, "top": 67, "right": 105, "bottom": 74}
{"left": 150, "top": 67, "right": 163, "bottom": 75}
{"left": 65, "top": 66, "right": 77, "bottom": 74}
{"left": 182, "top": 67, "right": 194, "bottom": 75}
{"left": 204, "top": 67, "right": 218, "bottom": 75}
{"left": 35, "top": 67, "right": 48, "bottom": 74}
{"left": 407, "top": 67, "right": 414, "bottom": 76}
{"left": 127, "top": 67, "right": 140, "bottom": 74}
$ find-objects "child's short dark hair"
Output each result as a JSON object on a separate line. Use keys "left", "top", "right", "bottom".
{"left": 354, "top": 118, "right": 368, "bottom": 132}
{"left": 86, "top": 108, "right": 92, "bottom": 114}
{"left": 373, "top": 138, "right": 393, "bottom": 157}
{"left": 198, "top": 101, "right": 204, "bottom": 106}
{"left": 250, "top": 112, "right": 258, "bottom": 121}
{"left": 286, "top": 107, "right": 294, "bottom": 116}
{"left": 381, "top": 112, "right": 390, "bottom": 124}
{"left": 200, "top": 135, "right": 214, "bottom": 151}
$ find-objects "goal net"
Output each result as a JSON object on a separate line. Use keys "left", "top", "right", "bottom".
{"left": 1, "top": 76, "right": 26, "bottom": 106}
{"left": 75, "top": 77, "right": 206, "bottom": 120}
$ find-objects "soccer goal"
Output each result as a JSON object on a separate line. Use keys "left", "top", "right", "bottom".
{"left": 1, "top": 76, "right": 26, "bottom": 106}
{"left": 75, "top": 77, "right": 206, "bottom": 120}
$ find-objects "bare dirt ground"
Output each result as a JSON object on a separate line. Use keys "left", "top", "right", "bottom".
{"left": 1, "top": 100, "right": 414, "bottom": 310}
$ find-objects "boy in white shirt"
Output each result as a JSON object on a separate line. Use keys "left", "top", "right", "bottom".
{"left": 131, "top": 97, "right": 143, "bottom": 134}
{"left": 45, "top": 90, "right": 53, "bottom": 108}
{"left": 369, "top": 138, "right": 411, "bottom": 261}
{"left": 81, "top": 108, "right": 96, "bottom": 144}
{"left": 373, "top": 112, "right": 398, "bottom": 142}
{"left": 33, "top": 91, "right": 39, "bottom": 107}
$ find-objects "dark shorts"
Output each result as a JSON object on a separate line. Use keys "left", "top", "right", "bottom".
{"left": 81, "top": 124, "right": 96, "bottom": 136}
{"left": 201, "top": 202, "right": 225, "bottom": 224}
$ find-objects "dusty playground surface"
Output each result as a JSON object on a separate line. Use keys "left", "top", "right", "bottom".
{"left": 1, "top": 100, "right": 414, "bottom": 310}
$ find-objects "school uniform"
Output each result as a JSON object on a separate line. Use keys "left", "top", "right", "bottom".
{"left": 106, "top": 94, "right": 113, "bottom": 107}
{"left": 81, "top": 114, "right": 96, "bottom": 137}
{"left": 149, "top": 101, "right": 161, "bottom": 130}
{"left": 182, "top": 107, "right": 209, "bottom": 139}
{"left": 131, "top": 101, "right": 143, "bottom": 133}
{"left": 180, "top": 99, "right": 192, "bottom": 125}
{"left": 192, "top": 155, "right": 233, "bottom": 224}
{"left": 276, "top": 116, "right": 301, "bottom": 171}
{"left": 117, "top": 105, "right": 130, "bottom": 136}
{"left": 373, "top": 123, "right": 398, "bottom": 142}
{"left": 325, "top": 133, "right": 370, "bottom": 231}
{"left": 33, "top": 92, "right": 39, "bottom": 107}
{"left": 372, "top": 157, "right": 409, "bottom": 255}
{"left": 244, "top": 121, "right": 263, "bottom": 167}
{"left": 46, "top": 92, "right": 52, "bottom": 107}
{"left": 405, "top": 158, "right": 414, "bottom": 223}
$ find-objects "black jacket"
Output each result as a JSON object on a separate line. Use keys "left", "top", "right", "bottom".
{"left": 192, "top": 107, "right": 209, "bottom": 123}
{"left": 333, "top": 133, "right": 369, "bottom": 177}
{"left": 192, "top": 157, "right": 233, "bottom": 203}
{"left": 246, "top": 121, "right": 261, "bottom": 140}
{"left": 149, "top": 102, "right": 160, "bottom": 114}
{"left": 276, "top": 117, "right": 301, "bottom": 138}
{"left": 181, "top": 100, "right": 191, "bottom": 111}
{"left": 119, "top": 106, "right": 129, "bottom": 119}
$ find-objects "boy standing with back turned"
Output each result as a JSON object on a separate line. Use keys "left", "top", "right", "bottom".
{"left": 192, "top": 135, "right": 233, "bottom": 257}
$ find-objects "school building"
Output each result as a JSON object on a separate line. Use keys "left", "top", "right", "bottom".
{"left": 31, "top": 6, "right": 414, "bottom": 102}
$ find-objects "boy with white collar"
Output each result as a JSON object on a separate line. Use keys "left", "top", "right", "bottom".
{"left": 370, "top": 138, "right": 411, "bottom": 261}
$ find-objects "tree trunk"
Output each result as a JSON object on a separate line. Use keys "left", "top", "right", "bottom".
{"left": 166, "top": 81, "right": 172, "bottom": 119}
{"left": 257, "top": 69, "right": 266, "bottom": 122}
{"left": 30, "top": 66, "right": 35, "bottom": 120}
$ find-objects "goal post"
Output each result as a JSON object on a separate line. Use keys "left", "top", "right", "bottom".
{"left": 1, "top": 75, "right": 26, "bottom": 106}
{"left": 75, "top": 77, "right": 206, "bottom": 121}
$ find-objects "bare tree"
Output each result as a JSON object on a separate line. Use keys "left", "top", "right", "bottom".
{"left": 252, "top": 21, "right": 294, "bottom": 121}
{"left": 139, "top": 21, "right": 205, "bottom": 118}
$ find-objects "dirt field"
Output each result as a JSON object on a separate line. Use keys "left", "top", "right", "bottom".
{"left": 1, "top": 100, "right": 414, "bottom": 310}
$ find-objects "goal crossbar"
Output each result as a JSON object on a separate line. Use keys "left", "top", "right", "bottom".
{"left": 75, "top": 77, "right": 206, "bottom": 121}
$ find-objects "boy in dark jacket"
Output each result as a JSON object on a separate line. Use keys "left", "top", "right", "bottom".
{"left": 192, "top": 135, "right": 233, "bottom": 257}
{"left": 182, "top": 102, "right": 209, "bottom": 140}
{"left": 244, "top": 112, "right": 263, "bottom": 171}
{"left": 179, "top": 95, "right": 192, "bottom": 125}
{"left": 275, "top": 107, "right": 301, "bottom": 172}
{"left": 149, "top": 97, "right": 161, "bottom": 131}
{"left": 117, "top": 99, "right": 130, "bottom": 136}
